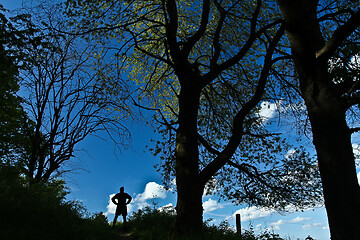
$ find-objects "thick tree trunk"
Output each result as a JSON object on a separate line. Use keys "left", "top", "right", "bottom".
{"left": 276, "top": 1, "right": 360, "bottom": 238}
{"left": 306, "top": 97, "right": 360, "bottom": 239}
{"left": 174, "top": 83, "right": 204, "bottom": 236}
{"left": 175, "top": 177, "right": 204, "bottom": 235}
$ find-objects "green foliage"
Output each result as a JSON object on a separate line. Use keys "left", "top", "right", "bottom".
{"left": 127, "top": 206, "right": 176, "bottom": 240}
{"left": 126, "top": 206, "right": 286, "bottom": 240}
{"left": 65, "top": 0, "right": 322, "bottom": 212}
{"left": 0, "top": 164, "right": 119, "bottom": 240}
{"left": 0, "top": 5, "right": 31, "bottom": 164}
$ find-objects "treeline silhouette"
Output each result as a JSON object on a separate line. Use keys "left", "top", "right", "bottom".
{"left": 0, "top": 165, "right": 119, "bottom": 240}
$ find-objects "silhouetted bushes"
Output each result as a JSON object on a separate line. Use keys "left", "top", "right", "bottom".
{"left": 126, "top": 205, "right": 285, "bottom": 240}
{"left": 0, "top": 165, "right": 118, "bottom": 240}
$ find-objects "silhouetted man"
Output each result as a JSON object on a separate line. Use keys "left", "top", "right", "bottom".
{"left": 111, "top": 187, "right": 132, "bottom": 228}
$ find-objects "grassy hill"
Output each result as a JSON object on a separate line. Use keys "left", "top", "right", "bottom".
{"left": 0, "top": 165, "right": 287, "bottom": 240}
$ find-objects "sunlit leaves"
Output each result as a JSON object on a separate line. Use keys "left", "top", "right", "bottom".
{"left": 66, "top": 0, "right": 322, "bottom": 209}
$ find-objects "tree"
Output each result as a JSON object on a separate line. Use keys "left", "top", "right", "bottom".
{"left": 65, "top": 0, "right": 322, "bottom": 236}
{"left": 276, "top": 1, "right": 360, "bottom": 239}
{"left": 0, "top": 5, "right": 39, "bottom": 166}
{"left": 17, "top": 3, "right": 131, "bottom": 183}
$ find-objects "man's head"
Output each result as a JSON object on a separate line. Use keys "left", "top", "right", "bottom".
{"left": 120, "top": 187, "right": 124, "bottom": 192}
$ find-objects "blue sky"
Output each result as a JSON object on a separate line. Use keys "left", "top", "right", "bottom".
{"left": 65, "top": 116, "right": 333, "bottom": 240}
{"left": 57, "top": 99, "right": 334, "bottom": 240}
{"left": 3, "top": 1, "right": 360, "bottom": 239}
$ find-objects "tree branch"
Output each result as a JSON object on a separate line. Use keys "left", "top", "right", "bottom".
{"left": 316, "top": 8, "right": 360, "bottom": 60}
{"left": 182, "top": 0, "right": 210, "bottom": 58}
{"left": 199, "top": 25, "right": 285, "bottom": 185}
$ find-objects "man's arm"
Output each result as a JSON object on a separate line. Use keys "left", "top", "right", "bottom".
{"left": 126, "top": 194, "right": 132, "bottom": 204}
{"left": 111, "top": 195, "right": 118, "bottom": 205}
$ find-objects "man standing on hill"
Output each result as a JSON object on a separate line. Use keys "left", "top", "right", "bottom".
{"left": 111, "top": 187, "right": 132, "bottom": 228}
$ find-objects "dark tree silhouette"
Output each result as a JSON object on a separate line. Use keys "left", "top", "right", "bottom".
{"left": 276, "top": 1, "right": 360, "bottom": 239}
{"left": 65, "top": 0, "right": 322, "bottom": 236}
{"left": 18, "top": 3, "right": 131, "bottom": 182}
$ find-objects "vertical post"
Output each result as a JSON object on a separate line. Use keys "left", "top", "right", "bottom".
{"left": 236, "top": 213, "right": 241, "bottom": 236}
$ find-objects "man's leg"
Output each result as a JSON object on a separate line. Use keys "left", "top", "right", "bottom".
{"left": 122, "top": 213, "right": 127, "bottom": 224}
{"left": 112, "top": 214, "right": 119, "bottom": 228}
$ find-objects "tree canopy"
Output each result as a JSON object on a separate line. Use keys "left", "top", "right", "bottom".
{"left": 0, "top": 4, "right": 38, "bottom": 166}
{"left": 65, "top": 0, "right": 322, "bottom": 221}
{"left": 0, "top": 2, "right": 132, "bottom": 182}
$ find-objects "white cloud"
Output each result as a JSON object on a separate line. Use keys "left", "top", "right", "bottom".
{"left": 270, "top": 220, "right": 285, "bottom": 230}
{"left": 105, "top": 182, "right": 168, "bottom": 216}
{"left": 272, "top": 225, "right": 280, "bottom": 230}
{"left": 302, "top": 224, "right": 312, "bottom": 229}
{"left": 158, "top": 203, "right": 176, "bottom": 214}
{"left": 131, "top": 182, "right": 168, "bottom": 211}
{"left": 284, "top": 148, "right": 297, "bottom": 159}
{"left": 350, "top": 54, "right": 360, "bottom": 67}
{"left": 254, "top": 224, "right": 262, "bottom": 231}
{"left": 271, "top": 220, "right": 285, "bottom": 226}
{"left": 302, "top": 223, "right": 324, "bottom": 229}
{"left": 233, "top": 206, "right": 275, "bottom": 222}
{"left": 353, "top": 143, "right": 360, "bottom": 165}
{"left": 290, "top": 216, "right": 311, "bottom": 223}
{"left": 204, "top": 178, "right": 219, "bottom": 195}
{"left": 105, "top": 194, "right": 116, "bottom": 216}
{"left": 258, "top": 101, "right": 277, "bottom": 122}
{"left": 353, "top": 143, "right": 360, "bottom": 185}
{"left": 266, "top": 216, "right": 312, "bottom": 230}
{"left": 203, "top": 198, "right": 224, "bottom": 213}
{"left": 135, "top": 182, "right": 167, "bottom": 202}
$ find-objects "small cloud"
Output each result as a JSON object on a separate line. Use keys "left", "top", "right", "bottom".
{"left": 105, "top": 182, "right": 168, "bottom": 216}
{"left": 135, "top": 182, "right": 167, "bottom": 202}
{"left": 270, "top": 220, "right": 285, "bottom": 230}
{"left": 302, "top": 224, "right": 312, "bottom": 229}
{"left": 290, "top": 216, "right": 311, "bottom": 223}
{"left": 254, "top": 224, "right": 262, "bottom": 231}
{"left": 203, "top": 198, "right": 224, "bottom": 213}
{"left": 257, "top": 101, "right": 277, "bottom": 123}
{"left": 272, "top": 225, "right": 280, "bottom": 230}
{"left": 204, "top": 178, "right": 219, "bottom": 195}
{"left": 158, "top": 203, "right": 176, "bottom": 214}
{"left": 302, "top": 223, "right": 324, "bottom": 229}
{"left": 350, "top": 54, "right": 360, "bottom": 67}
{"left": 284, "top": 148, "right": 297, "bottom": 159}
{"left": 352, "top": 143, "right": 360, "bottom": 165}
{"left": 233, "top": 206, "right": 275, "bottom": 222}
{"left": 271, "top": 220, "right": 285, "bottom": 226}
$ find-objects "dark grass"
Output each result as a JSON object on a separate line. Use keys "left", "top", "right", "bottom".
{"left": 0, "top": 165, "right": 120, "bottom": 240}
{"left": 1, "top": 165, "right": 289, "bottom": 240}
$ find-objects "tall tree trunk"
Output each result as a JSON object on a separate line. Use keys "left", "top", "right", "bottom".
{"left": 304, "top": 84, "right": 360, "bottom": 239}
{"left": 277, "top": 1, "right": 360, "bottom": 238}
{"left": 174, "top": 82, "right": 204, "bottom": 236}
{"left": 313, "top": 114, "right": 360, "bottom": 239}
